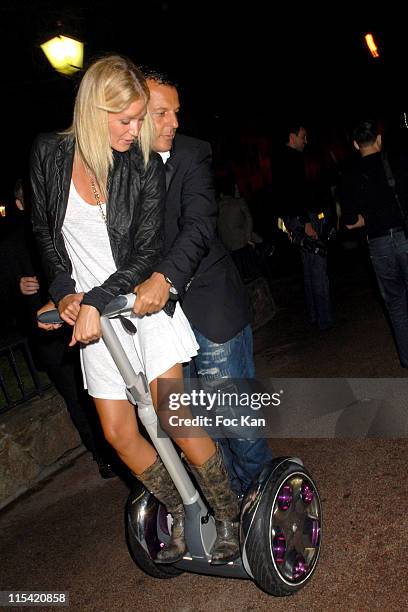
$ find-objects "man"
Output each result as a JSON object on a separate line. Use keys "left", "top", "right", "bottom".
{"left": 342, "top": 119, "right": 408, "bottom": 367}
{"left": 134, "top": 70, "right": 273, "bottom": 496}
{"left": 279, "top": 123, "right": 334, "bottom": 331}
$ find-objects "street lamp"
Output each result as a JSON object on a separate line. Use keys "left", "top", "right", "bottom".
{"left": 40, "top": 34, "right": 84, "bottom": 76}
{"left": 364, "top": 33, "right": 380, "bottom": 59}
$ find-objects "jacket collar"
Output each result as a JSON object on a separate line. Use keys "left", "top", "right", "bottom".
{"left": 54, "top": 136, "right": 75, "bottom": 234}
{"left": 163, "top": 135, "right": 181, "bottom": 191}
{"left": 164, "top": 159, "right": 175, "bottom": 191}
{"left": 55, "top": 135, "right": 75, "bottom": 183}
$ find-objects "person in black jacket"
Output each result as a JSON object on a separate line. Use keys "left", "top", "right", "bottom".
{"left": 134, "top": 69, "right": 273, "bottom": 498}
{"left": 31, "top": 55, "right": 239, "bottom": 565}
{"left": 278, "top": 123, "right": 334, "bottom": 331}
{"left": 2, "top": 179, "right": 116, "bottom": 478}
{"left": 342, "top": 119, "right": 408, "bottom": 367}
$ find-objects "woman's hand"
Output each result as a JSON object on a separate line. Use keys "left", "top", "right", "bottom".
{"left": 69, "top": 305, "right": 101, "bottom": 347}
{"left": 58, "top": 293, "right": 84, "bottom": 326}
{"left": 37, "top": 300, "right": 62, "bottom": 331}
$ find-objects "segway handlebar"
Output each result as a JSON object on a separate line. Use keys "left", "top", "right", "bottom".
{"left": 38, "top": 287, "right": 178, "bottom": 325}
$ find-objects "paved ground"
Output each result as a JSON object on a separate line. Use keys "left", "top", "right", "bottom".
{"left": 1, "top": 247, "right": 408, "bottom": 611}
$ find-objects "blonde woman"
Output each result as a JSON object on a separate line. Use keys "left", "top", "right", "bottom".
{"left": 31, "top": 55, "right": 239, "bottom": 565}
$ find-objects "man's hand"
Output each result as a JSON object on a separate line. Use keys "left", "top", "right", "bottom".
{"left": 346, "top": 214, "right": 365, "bottom": 230}
{"left": 20, "top": 276, "right": 40, "bottom": 296}
{"left": 69, "top": 305, "right": 101, "bottom": 346}
{"left": 37, "top": 300, "right": 62, "bottom": 331}
{"left": 58, "top": 293, "right": 84, "bottom": 326}
{"left": 305, "top": 222, "right": 318, "bottom": 239}
{"left": 133, "top": 272, "right": 171, "bottom": 316}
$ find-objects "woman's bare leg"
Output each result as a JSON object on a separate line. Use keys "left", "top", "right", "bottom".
{"left": 150, "top": 363, "right": 239, "bottom": 564}
{"left": 149, "top": 363, "right": 216, "bottom": 466}
{"left": 93, "top": 394, "right": 188, "bottom": 564}
{"left": 93, "top": 398, "right": 156, "bottom": 475}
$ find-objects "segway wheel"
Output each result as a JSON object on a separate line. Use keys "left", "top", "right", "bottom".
{"left": 125, "top": 483, "right": 183, "bottom": 579}
{"left": 245, "top": 461, "right": 322, "bottom": 596}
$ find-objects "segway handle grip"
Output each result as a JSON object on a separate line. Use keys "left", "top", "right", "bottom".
{"left": 37, "top": 289, "right": 178, "bottom": 324}
{"left": 102, "top": 294, "right": 135, "bottom": 317}
{"left": 38, "top": 310, "right": 64, "bottom": 324}
{"left": 37, "top": 294, "right": 135, "bottom": 324}
{"left": 102, "top": 289, "right": 178, "bottom": 316}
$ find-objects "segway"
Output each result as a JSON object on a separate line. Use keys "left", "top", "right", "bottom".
{"left": 40, "top": 294, "right": 322, "bottom": 596}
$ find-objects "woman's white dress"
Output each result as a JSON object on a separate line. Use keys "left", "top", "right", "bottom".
{"left": 61, "top": 181, "right": 198, "bottom": 399}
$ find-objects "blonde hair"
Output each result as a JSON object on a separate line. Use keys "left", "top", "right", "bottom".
{"left": 67, "top": 55, "right": 152, "bottom": 200}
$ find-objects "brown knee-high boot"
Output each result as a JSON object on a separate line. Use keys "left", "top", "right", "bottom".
{"left": 137, "top": 456, "right": 186, "bottom": 564}
{"left": 188, "top": 445, "right": 240, "bottom": 565}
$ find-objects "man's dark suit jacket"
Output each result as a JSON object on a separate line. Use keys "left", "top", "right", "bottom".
{"left": 155, "top": 134, "right": 250, "bottom": 344}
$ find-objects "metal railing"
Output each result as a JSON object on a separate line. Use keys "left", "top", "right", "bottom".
{"left": 0, "top": 337, "right": 51, "bottom": 415}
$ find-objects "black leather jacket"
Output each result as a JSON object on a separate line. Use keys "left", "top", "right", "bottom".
{"left": 30, "top": 133, "right": 166, "bottom": 313}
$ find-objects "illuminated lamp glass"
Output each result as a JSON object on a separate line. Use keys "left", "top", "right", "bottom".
{"left": 41, "top": 35, "right": 84, "bottom": 76}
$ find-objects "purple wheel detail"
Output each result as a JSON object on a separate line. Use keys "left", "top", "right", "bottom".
{"left": 293, "top": 555, "right": 308, "bottom": 580}
{"left": 311, "top": 520, "right": 321, "bottom": 547}
{"left": 273, "top": 533, "right": 286, "bottom": 564}
{"left": 301, "top": 482, "right": 314, "bottom": 504}
{"left": 158, "top": 505, "right": 170, "bottom": 535}
{"left": 278, "top": 484, "right": 293, "bottom": 511}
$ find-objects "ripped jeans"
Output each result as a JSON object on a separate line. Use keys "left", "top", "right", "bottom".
{"left": 184, "top": 324, "right": 273, "bottom": 495}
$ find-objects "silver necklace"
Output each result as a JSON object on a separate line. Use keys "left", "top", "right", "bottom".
{"left": 89, "top": 176, "right": 107, "bottom": 225}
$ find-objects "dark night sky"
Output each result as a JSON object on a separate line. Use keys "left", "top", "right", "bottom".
{"left": 1, "top": 1, "right": 407, "bottom": 192}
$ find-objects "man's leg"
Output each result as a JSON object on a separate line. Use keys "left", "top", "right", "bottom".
{"left": 369, "top": 233, "right": 408, "bottom": 367}
{"left": 310, "top": 254, "right": 334, "bottom": 330}
{"left": 192, "top": 325, "right": 273, "bottom": 495}
{"left": 301, "top": 251, "right": 318, "bottom": 325}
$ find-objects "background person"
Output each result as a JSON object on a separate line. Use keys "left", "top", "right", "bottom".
{"left": 278, "top": 122, "right": 335, "bottom": 331}
{"left": 342, "top": 118, "right": 408, "bottom": 367}
{"left": 0, "top": 177, "right": 116, "bottom": 477}
{"left": 217, "top": 177, "right": 262, "bottom": 283}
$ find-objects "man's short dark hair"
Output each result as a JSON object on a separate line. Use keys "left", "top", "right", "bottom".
{"left": 140, "top": 67, "right": 178, "bottom": 88}
{"left": 284, "top": 122, "right": 305, "bottom": 143}
{"left": 353, "top": 119, "right": 378, "bottom": 147}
